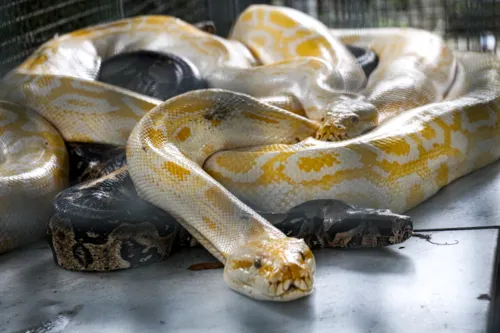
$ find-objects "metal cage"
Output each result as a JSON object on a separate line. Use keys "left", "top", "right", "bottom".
{"left": 0, "top": 0, "right": 498, "bottom": 76}
{"left": 0, "top": 0, "right": 212, "bottom": 76}
{"left": 275, "top": 0, "right": 499, "bottom": 53}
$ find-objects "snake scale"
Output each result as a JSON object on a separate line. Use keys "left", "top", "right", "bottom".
{"left": 0, "top": 4, "right": 499, "bottom": 301}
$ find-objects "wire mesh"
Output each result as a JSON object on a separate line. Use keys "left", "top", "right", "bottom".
{"left": 270, "top": 0, "right": 499, "bottom": 53}
{"left": 0, "top": 0, "right": 211, "bottom": 77}
{"left": 1, "top": 0, "right": 498, "bottom": 77}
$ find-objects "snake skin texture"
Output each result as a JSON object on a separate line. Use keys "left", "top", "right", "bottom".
{"left": 48, "top": 166, "right": 181, "bottom": 272}
{"left": 0, "top": 4, "right": 499, "bottom": 301}
{"left": 260, "top": 199, "right": 412, "bottom": 248}
{"left": 0, "top": 101, "right": 68, "bottom": 253}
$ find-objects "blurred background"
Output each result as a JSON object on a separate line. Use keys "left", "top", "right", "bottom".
{"left": 0, "top": 0, "right": 498, "bottom": 77}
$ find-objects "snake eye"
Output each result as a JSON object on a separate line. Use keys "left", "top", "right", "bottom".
{"left": 254, "top": 258, "right": 262, "bottom": 269}
{"left": 298, "top": 251, "right": 305, "bottom": 261}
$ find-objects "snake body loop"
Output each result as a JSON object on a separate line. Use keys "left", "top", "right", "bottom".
{"left": 126, "top": 89, "right": 318, "bottom": 300}
{"left": 48, "top": 165, "right": 181, "bottom": 271}
{"left": 0, "top": 101, "right": 68, "bottom": 254}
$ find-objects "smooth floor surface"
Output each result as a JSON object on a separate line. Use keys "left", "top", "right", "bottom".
{"left": 408, "top": 160, "right": 500, "bottom": 230}
{"left": 0, "top": 229, "right": 497, "bottom": 333}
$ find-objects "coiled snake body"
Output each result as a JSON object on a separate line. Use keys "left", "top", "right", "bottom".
{"left": 0, "top": 5, "right": 499, "bottom": 301}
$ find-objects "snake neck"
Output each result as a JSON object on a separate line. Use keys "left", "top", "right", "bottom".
{"left": 126, "top": 89, "right": 319, "bottom": 261}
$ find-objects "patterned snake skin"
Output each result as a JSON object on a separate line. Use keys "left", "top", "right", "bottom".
{"left": 47, "top": 152, "right": 412, "bottom": 272}
{"left": 0, "top": 5, "right": 499, "bottom": 301}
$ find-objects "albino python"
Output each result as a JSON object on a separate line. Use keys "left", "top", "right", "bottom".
{"left": 0, "top": 5, "right": 499, "bottom": 301}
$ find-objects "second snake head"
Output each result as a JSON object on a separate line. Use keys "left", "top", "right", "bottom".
{"left": 224, "top": 236, "right": 315, "bottom": 301}
{"left": 316, "top": 97, "right": 378, "bottom": 141}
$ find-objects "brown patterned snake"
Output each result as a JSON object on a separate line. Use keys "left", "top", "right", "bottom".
{"left": 1, "top": 5, "right": 499, "bottom": 301}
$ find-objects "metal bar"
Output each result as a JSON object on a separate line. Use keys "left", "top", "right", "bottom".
{"left": 116, "top": 0, "right": 124, "bottom": 18}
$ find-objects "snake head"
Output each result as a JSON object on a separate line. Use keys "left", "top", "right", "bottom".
{"left": 327, "top": 208, "right": 414, "bottom": 248}
{"left": 224, "top": 237, "right": 315, "bottom": 301}
{"left": 316, "top": 97, "right": 378, "bottom": 141}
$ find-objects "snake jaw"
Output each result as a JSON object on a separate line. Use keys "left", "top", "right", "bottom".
{"left": 316, "top": 98, "right": 378, "bottom": 141}
{"left": 390, "top": 217, "right": 413, "bottom": 244}
{"left": 224, "top": 237, "right": 315, "bottom": 301}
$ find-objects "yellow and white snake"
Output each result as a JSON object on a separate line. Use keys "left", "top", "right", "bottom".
{"left": 0, "top": 4, "right": 499, "bottom": 301}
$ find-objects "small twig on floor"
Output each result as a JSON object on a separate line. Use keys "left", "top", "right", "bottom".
{"left": 188, "top": 262, "right": 224, "bottom": 270}
{"left": 412, "top": 232, "right": 459, "bottom": 246}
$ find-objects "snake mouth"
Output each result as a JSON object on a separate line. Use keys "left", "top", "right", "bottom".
{"left": 225, "top": 275, "right": 314, "bottom": 301}
{"left": 267, "top": 277, "right": 314, "bottom": 299}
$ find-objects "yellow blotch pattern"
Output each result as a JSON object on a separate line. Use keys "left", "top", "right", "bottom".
{"left": 268, "top": 10, "right": 299, "bottom": 29}
{"left": 371, "top": 137, "right": 412, "bottom": 156}
{"left": 175, "top": 127, "right": 191, "bottom": 142}
{"left": 435, "top": 163, "right": 449, "bottom": 188}
{"left": 231, "top": 259, "right": 253, "bottom": 270}
{"left": 162, "top": 96, "right": 214, "bottom": 115}
{"left": 233, "top": 7, "right": 335, "bottom": 63}
{"left": 247, "top": 222, "right": 266, "bottom": 239}
{"left": 247, "top": 36, "right": 269, "bottom": 51}
{"left": 407, "top": 183, "right": 425, "bottom": 208}
{"left": 21, "top": 52, "right": 49, "bottom": 71}
{"left": 295, "top": 37, "right": 332, "bottom": 59}
{"left": 257, "top": 152, "right": 295, "bottom": 185}
{"left": 297, "top": 153, "right": 339, "bottom": 172}
{"left": 465, "top": 103, "right": 492, "bottom": 123}
{"left": 204, "top": 187, "right": 237, "bottom": 216}
{"left": 203, "top": 216, "right": 217, "bottom": 230}
{"left": 162, "top": 161, "right": 191, "bottom": 181}
{"left": 298, "top": 168, "right": 369, "bottom": 191}
{"left": 201, "top": 144, "right": 217, "bottom": 157}
{"left": 238, "top": 10, "right": 253, "bottom": 23}
{"left": 420, "top": 122, "right": 437, "bottom": 140}
{"left": 145, "top": 127, "right": 166, "bottom": 148}
{"left": 214, "top": 154, "right": 256, "bottom": 174}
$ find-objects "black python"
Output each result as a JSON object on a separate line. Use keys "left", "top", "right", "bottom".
{"left": 49, "top": 146, "right": 412, "bottom": 271}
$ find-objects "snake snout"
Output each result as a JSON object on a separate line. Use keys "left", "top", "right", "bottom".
{"left": 257, "top": 248, "right": 315, "bottom": 299}
{"left": 271, "top": 261, "right": 315, "bottom": 296}
{"left": 316, "top": 98, "right": 378, "bottom": 142}
{"left": 266, "top": 272, "right": 314, "bottom": 298}
{"left": 386, "top": 215, "right": 413, "bottom": 244}
{"left": 263, "top": 238, "right": 316, "bottom": 299}
{"left": 397, "top": 217, "right": 414, "bottom": 241}
{"left": 224, "top": 237, "right": 315, "bottom": 301}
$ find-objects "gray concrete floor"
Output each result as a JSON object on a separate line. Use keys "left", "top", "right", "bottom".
{"left": 0, "top": 230, "right": 497, "bottom": 333}
{"left": 408, "top": 160, "right": 500, "bottom": 230}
